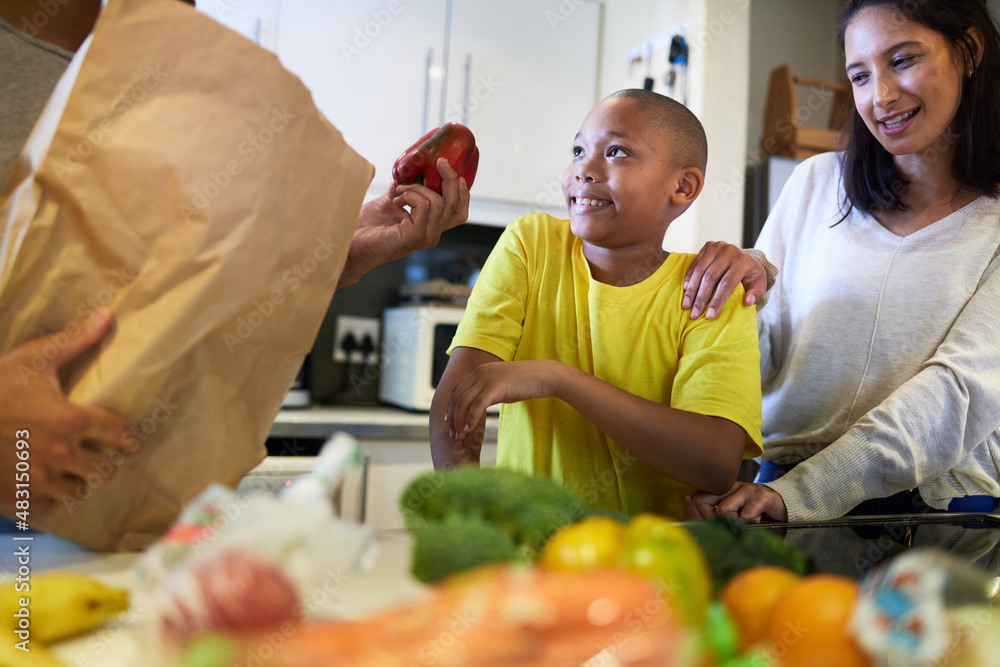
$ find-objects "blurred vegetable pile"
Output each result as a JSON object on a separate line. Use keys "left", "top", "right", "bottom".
{"left": 398, "top": 466, "right": 588, "bottom": 583}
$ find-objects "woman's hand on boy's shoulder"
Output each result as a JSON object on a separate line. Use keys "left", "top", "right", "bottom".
{"left": 686, "top": 481, "right": 788, "bottom": 523}
{"left": 682, "top": 242, "right": 769, "bottom": 320}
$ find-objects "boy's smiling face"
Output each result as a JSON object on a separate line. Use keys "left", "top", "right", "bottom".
{"left": 560, "top": 97, "right": 697, "bottom": 252}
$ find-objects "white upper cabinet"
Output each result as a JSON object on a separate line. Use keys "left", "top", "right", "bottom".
{"left": 198, "top": 0, "right": 281, "bottom": 50}
{"left": 203, "top": 0, "right": 601, "bottom": 226}
{"left": 442, "top": 1, "right": 600, "bottom": 211}
{"left": 275, "top": 1, "right": 450, "bottom": 195}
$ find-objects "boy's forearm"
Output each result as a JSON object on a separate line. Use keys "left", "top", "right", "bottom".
{"left": 429, "top": 347, "right": 501, "bottom": 470}
{"left": 550, "top": 366, "right": 745, "bottom": 494}
{"left": 430, "top": 380, "right": 483, "bottom": 469}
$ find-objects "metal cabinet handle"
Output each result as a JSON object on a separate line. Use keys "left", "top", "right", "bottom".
{"left": 462, "top": 53, "right": 472, "bottom": 125}
{"left": 422, "top": 48, "right": 433, "bottom": 134}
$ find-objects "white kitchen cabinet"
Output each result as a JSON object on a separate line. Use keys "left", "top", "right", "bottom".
{"left": 442, "top": 1, "right": 600, "bottom": 210}
{"left": 197, "top": 0, "right": 280, "bottom": 50}
{"left": 275, "top": 1, "right": 449, "bottom": 195}
{"left": 363, "top": 441, "right": 497, "bottom": 530}
{"left": 272, "top": 0, "right": 601, "bottom": 225}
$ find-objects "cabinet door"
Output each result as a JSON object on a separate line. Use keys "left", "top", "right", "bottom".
{"left": 198, "top": 0, "right": 280, "bottom": 51}
{"left": 276, "top": 1, "right": 449, "bottom": 192}
{"left": 445, "top": 0, "right": 600, "bottom": 210}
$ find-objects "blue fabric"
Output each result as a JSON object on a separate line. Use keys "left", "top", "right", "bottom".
{"left": 755, "top": 459, "right": 798, "bottom": 484}
{"left": 754, "top": 459, "right": 998, "bottom": 515}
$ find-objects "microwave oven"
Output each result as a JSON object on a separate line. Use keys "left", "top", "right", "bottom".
{"left": 379, "top": 304, "right": 466, "bottom": 411}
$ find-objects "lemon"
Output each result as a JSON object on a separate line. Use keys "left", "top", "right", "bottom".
{"left": 540, "top": 516, "right": 628, "bottom": 572}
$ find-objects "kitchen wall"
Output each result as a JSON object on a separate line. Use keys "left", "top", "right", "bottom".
{"left": 748, "top": 0, "right": 1000, "bottom": 162}
{"left": 600, "top": 0, "right": 751, "bottom": 253}
{"left": 746, "top": 0, "right": 843, "bottom": 161}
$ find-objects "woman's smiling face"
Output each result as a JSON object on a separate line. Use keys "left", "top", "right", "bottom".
{"left": 845, "top": 6, "right": 968, "bottom": 159}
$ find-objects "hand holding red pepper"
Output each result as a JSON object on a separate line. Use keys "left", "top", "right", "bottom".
{"left": 338, "top": 157, "right": 470, "bottom": 291}
{"left": 392, "top": 123, "right": 479, "bottom": 194}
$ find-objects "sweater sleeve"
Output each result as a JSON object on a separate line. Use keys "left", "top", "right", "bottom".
{"left": 766, "top": 251, "right": 1000, "bottom": 520}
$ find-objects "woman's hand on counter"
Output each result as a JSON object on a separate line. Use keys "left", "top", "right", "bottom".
{"left": 0, "top": 308, "right": 136, "bottom": 511}
{"left": 687, "top": 481, "right": 789, "bottom": 523}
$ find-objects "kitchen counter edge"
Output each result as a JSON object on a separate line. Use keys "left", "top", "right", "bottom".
{"left": 271, "top": 404, "right": 499, "bottom": 442}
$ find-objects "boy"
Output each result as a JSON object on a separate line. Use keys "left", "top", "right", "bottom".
{"left": 430, "top": 89, "right": 762, "bottom": 518}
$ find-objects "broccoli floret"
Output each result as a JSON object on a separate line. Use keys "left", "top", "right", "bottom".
{"left": 409, "top": 516, "right": 522, "bottom": 584}
{"left": 399, "top": 467, "right": 590, "bottom": 578}
{"left": 685, "top": 516, "right": 815, "bottom": 594}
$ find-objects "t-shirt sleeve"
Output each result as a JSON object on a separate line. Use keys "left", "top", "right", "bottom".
{"left": 671, "top": 282, "right": 764, "bottom": 456}
{"left": 448, "top": 221, "right": 531, "bottom": 361}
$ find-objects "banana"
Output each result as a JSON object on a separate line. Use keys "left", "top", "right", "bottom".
{"left": 0, "top": 640, "right": 64, "bottom": 667}
{"left": 0, "top": 572, "right": 130, "bottom": 644}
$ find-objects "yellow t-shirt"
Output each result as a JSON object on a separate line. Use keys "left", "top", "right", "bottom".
{"left": 450, "top": 213, "right": 763, "bottom": 518}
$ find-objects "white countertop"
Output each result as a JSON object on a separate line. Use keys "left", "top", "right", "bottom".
{"left": 36, "top": 530, "right": 425, "bottom": 666}
{"left": 271, "top": 404, "right": 499, "bottom": 442}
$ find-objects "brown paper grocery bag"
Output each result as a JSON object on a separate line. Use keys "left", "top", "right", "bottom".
{"left": 0, "top": 0, "right": 373, "bottom": 551}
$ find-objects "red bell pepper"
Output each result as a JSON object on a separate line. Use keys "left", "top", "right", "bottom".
{"left": 391, "top": 122, "right": 479, "bottom": 194}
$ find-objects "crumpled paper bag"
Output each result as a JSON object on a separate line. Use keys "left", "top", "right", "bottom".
{"left": 0, "top": 0, "right": 374, "bottom": 551}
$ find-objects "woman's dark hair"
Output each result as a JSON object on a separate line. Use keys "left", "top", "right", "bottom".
{"left": 836, "top": 0, "right": 1000, "bottom": 218}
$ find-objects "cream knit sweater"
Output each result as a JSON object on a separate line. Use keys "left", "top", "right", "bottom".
{"left": 756, "top": 152, "right": 1000, "bottom": 520}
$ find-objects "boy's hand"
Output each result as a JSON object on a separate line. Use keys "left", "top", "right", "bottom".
{"left": 445, "top": 360, "right": 559, "bottom": 439}
{"left": 681, "top": 242, "right": 767, "bottom": 319}
{"left": 338, "top": 158, "right": 470, "bottom": 290}
{"left": 686, "top": 481, "right": 788, "bottom": 523}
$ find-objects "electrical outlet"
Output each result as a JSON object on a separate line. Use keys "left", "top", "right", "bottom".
{"left": 332, "top": 315, "right": 381, "bottom": 364}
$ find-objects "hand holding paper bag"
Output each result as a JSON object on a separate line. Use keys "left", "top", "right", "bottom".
{"left": 0, "top": 307, "right": 135, "bottom": 512}
{"left": 0, "top": 0, "right": 374, "bottom": 550}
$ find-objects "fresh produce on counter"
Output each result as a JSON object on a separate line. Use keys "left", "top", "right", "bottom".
{"left": 763, "top": 573, "right": 869, "bottom": 667}
{"left": 391, "top": 122, "right": 480, "bottom": 194}
{"left": 0, "top": 639, "right": 66, "bottom": 667}
{"left": 685, "top": 516, "right": 815, "bottom": 594}
{"left": 160, "top": 551, "right": 302, "bottom": 646}
{"left": 135, "top": 435, "right": 376, "bottom": 655}
{"left": 0, "top": 571, "right": 129, "bottom": 650}
{"left": 399, "top": 466, "right": 589, "bottom": 583}
{"left": 541, "top": 514, "right": 712, "bottom": 629}
{"left": 178, "top": 564, "right": 686, "bottom": 667}
{"left": 720, "top": 565, "right": 800, "bottom": 652}
{"left": 852, "top": 550, "right": 1000, "bottom": 667}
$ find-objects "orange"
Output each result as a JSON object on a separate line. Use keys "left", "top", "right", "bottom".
{"left": 763, "top": 574, "right": 871, "bottom": 667}
{"left": 720, "top": 565, "right": 800, "bottom": 651}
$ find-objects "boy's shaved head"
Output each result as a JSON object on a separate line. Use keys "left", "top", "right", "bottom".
{"left": 603, "top": 89, "right": 708, "bottom": 173}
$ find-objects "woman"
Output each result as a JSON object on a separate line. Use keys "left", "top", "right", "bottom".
{"left": 685, "top": 0, "right": 1000, "bottom": 523}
